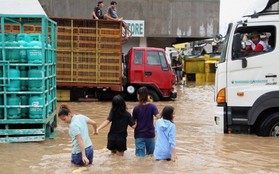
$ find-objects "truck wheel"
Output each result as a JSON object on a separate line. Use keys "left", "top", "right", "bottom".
{"left": 257, "top": 112, "right": 279, "bottom": 137}
{"left": 148, "top": 90, "right": 160, "bottom": 102}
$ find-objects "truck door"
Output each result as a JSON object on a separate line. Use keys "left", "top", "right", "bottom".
{"left": 143, "top": 49, "right": 173, "bottom": 90}
{"left": 227, "top": 24, "right": 278, "bottom": 108}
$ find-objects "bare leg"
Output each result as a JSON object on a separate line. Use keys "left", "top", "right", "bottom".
{"left": 115, "top": 151, "right": 124, "bottom": 156}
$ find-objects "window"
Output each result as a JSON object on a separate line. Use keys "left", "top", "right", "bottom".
{"left": 147, "top": 51, "right": 168, "bottom": 71}
{"left": 134, "top": 50, "right": 143, "bottom": 64}
{"left": 147, "top": 51, "right": 161, "bottom": 65}
{"left": 232, "top": 25, "right": 276, "bottom": 59}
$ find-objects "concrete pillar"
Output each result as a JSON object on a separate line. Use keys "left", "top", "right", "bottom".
{"left": 139, "top": 37, "right": 147, "bottom": 47}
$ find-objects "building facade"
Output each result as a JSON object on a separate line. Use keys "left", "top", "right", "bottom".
{"left": 39, "top": 0, "right": 220, "bottom": 53}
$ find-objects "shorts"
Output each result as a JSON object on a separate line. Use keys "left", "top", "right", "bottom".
{"left": 176, "top": 70, "right": 183, "bottom": 78}
{"left": 71, "top": 145, "right": 94, "bottom": 166}
{"left": 135, "top": 138, "right": 155, "bottom": 157}
{"left": 107, "top": 138, "right": 127, "bottom": 152}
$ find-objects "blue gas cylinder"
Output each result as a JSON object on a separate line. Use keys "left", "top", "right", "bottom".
{"left": 5, "top": 33, "right": 20, "bottom": 62}
{"left": 20, "top": 95, "right": 29, "bottom": 118}
{"left": 17, "top": 33, "right": 29, "bottom": 63}
{"left": 20, "top": 66, "right": 28, "bottom": 91}
{"left": 7, "top": 94, "right": 21, "bottom": 119}
{"left": 29, "top": 95, "right": 43, "bottom": 119}
{"left": 28, "top": 67, "right": 43, "bottom": 91}
{"left": 0, "top": 95, "right": 3, "bottom": 119}
{"left": 27, "top": 34, "right": 42, "bottom": 64}
{"left": 7, "top": 67, "right": 20, "bottom": 92}
{"left": 47, "top": 43, "right": 52, "bottom": 63}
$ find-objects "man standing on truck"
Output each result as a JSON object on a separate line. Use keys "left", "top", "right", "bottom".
{"left": 107, "top": 1, "right": 129, "bottom": 39}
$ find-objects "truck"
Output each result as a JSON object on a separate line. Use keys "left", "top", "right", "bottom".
{"left": 214, "top": 0, "right": 279, "bottom": 137}
{"left": 53, "top": 18, "right": 177, "bottom": 101}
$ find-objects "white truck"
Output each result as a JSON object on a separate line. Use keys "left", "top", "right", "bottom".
{"left": 214, "top": 0, "right": 279, "bottom": 137}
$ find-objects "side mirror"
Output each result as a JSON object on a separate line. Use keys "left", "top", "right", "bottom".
{"left": 214, "top": 34, "right": 223, "bottom": 43}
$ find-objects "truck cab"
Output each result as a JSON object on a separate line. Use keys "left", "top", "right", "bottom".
{"left": 214, "top": 0, "right": 279, "bottom": 137}
{"left": 125, "top": 47, "right": 177, "bottom": 101}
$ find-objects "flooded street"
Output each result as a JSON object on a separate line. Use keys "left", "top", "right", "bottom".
{"left": 0, "top": 83, "right": 279, "bottom": 174}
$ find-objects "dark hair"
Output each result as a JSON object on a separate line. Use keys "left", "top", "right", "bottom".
{"left": 137, "top": 86, "right": 148, "bottom": 104}
{"left": 251, "top": 31, "right": 260, "bottom": 38}
{"left": 111, "top": 1, "right": 117, "bottom": 5}
{"left": 98, "top": 1, "right": 103, "bottom": 5}
{"left": 58, "top": 104, "right": 71, "bottom": 117}
{"left": 161, "top": 106, "right": 174, "bottom": 122}
{"left": 110, "top": 95, "right": 127, "bottom": 117}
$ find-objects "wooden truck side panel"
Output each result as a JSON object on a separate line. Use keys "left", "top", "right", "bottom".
{"left": 54, "top": 18, "right": 123, "bottom": 91}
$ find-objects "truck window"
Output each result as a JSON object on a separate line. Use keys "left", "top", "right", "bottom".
{"left": 232, "top": 25, "right": 276, "bottom": 59}
{"left": 134, "top": 50, "right": 143, "bottom": 64}
{"left": 147, "top": 51, "right": 168, "bottom": 71}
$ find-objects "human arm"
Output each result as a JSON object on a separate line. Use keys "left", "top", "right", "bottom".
{"left": 92, "top": 11, "right": 98, "bottom": 19}
{"left": 87, "top": 119, "right": 98, "bottom": 135}
{"left": 76, "top": 134, "right": 89, "bottom": 165}
{"left": 97, "top": 120, "right": 111, "bottom": 133}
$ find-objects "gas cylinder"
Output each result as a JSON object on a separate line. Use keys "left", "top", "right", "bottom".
{"left": 7, "top": 94, "right": 21, "bottom": 119}
{"left": 5, "top": 33, "right": 20, "bottom": 62}
{"left": 29, "top": 95, "right": 43, "bottom": 119}
{"left": 17, "top": 33, "right": 29, "bottom": 63}
{"left": 7, "top": 67, "right": 20, "bottom": 92}
{"left": 28, "top": 67, "right": 43, "bottom": 91}
{"left": 27, "top": 34, "right": 42, "bottom": 64}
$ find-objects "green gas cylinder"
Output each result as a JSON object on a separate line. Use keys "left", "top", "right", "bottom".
{"left": 17, "top": 33, "right": 29, "bottom": 63}
{"left": 29, "top": 95, "right": 43, "bottom": 119}
{"left": 7, "top": 94, "right": 21, "bottom": 119}
{"left": 28, "top": 67, "right": 43, "bottom": 91}
{"left": 5, "top": 33, "right": 20, "bottom": 62}
{"left": 27, "top": 34, "right": 42, "bottom": 64}
{"left": 7, "top": 67, "right": 20, "bottom": 92}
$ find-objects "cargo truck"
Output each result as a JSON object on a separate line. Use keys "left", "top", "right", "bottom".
{"left": 214, "top": 0, "right": 279, "bottom": 137}
{"left": 54, "top": 18, "right": 177, "bottom": 101}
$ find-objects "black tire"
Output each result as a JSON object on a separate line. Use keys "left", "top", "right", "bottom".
{"left": 148, "top": 90, "right": 160, "bottom": 102}
{"left": 257, "top": 112, "right": 279, "bottom": 137}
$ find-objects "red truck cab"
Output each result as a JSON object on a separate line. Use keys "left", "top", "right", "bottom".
{"left": 125, "top": 47, "right": 177, "bottom": 101}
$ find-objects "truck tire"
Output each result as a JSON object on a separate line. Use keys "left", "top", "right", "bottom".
{"left": 257, "top": 112, "right": 279, "bottom": 137}
{"left": 148, "top": 90, "right": 160, "bottom": 102}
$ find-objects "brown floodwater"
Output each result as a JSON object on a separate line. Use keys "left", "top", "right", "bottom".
{"left": 0, "top": 83, "right": 279, "bottom": 174}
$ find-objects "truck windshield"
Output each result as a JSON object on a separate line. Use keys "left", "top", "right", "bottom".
{"left": 219, "top": 23, "right": 233, "bottom": 63}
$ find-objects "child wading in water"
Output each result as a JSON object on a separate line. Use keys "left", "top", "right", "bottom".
{"left": 97, "top": 95, "right": 136, "bottom": 156}
{"left": 132, "top": 86, "right": 159, "bottom": 157}
{"left": 154, "top": 106, "right": 177, "bottom": 162}
{"left": 58, "top": 104, "right": 98, "bottom": 165}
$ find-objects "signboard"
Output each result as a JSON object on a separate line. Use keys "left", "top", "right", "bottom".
{"left": 124, "top": 20, "right": 144, "bottom": 37}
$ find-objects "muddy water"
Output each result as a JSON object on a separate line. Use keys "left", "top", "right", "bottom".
{"left": 0, "top": 84, "right": 279, "bottom": 174}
